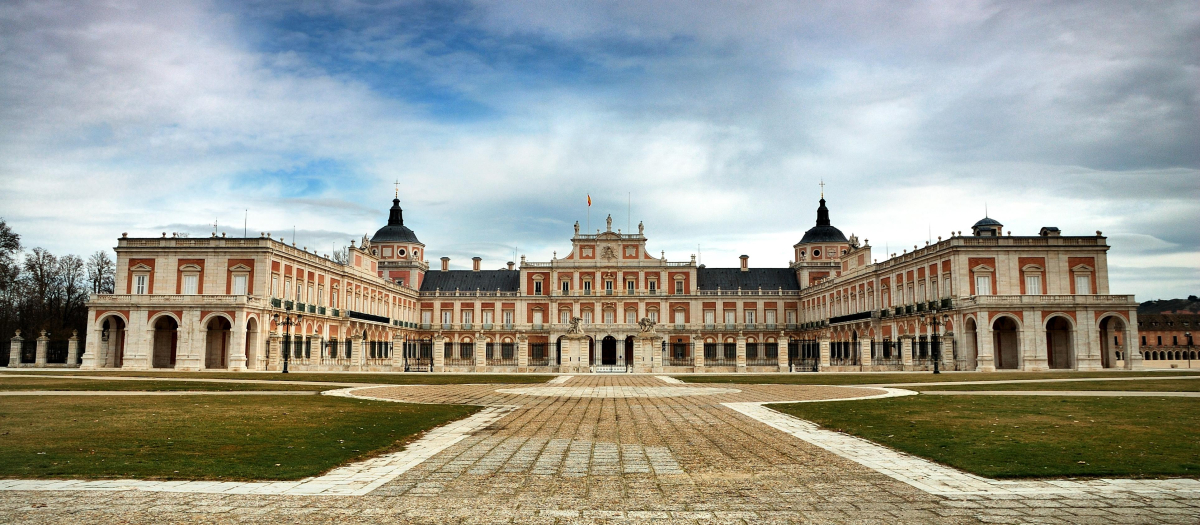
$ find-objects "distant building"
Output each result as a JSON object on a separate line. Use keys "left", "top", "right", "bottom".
{"left": 1136, "top": 297, "right": 1199, "bottom": 368}
{"left": 50, "top": 191, "right": 1142, "bottom": 373}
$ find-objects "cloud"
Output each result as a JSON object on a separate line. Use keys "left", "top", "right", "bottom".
{"left": 0, "top": 0, "right": 1196, "bottom": 302}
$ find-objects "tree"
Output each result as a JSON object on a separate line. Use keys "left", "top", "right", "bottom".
{"left": 0, "top": 219, "right": 19, "bottom": 294}
{"left": 87, "top": 251, "right": 116, "bottom": 294}
{"left": 331, "top": 245, "right": 349, "bottom": 265}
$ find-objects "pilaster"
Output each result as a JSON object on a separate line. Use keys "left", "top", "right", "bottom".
{"left": 976, "top": 314, "right": 996, "bottom": 372}
{"left": 736, "top": 334, "right": 746, "bottom": 372}
{"left": 1024, "top": 309, "right": 1047, "bottom": 371}
{"left": 8, "top": 331, "right": 22, "bottom": 367}
{"left": 819, "top": 336, "right": 830, "bottom": 369}
{"left": 900, "top": 336, "right": 913, "bottom": 369}
{"left": 475, "top": 337, "right": 486, "bottom": 370}
{"left": 81, "top": 314, "right": 99, "bottom": 369}
{"left": 229, "top": 313, "right": 247, "bottom": 371}
{"left": 517, "top": 336, "right": 529, "bottom": 368}
{"left": 860, "top": 339, "right": 872, "bottom": 368}
{"left": 777, "top": 332, "right": 788, "bottom": 372}
{"left": 67, "top": 330, "right": 80, "bottom": 367}
{"left": 35, "top": 331, "right": 48, "bottom": 367}
{"left": 267, "top": 333, "right": 282, "bottom": 371}
{"left": 433, "top": 336, "right": 445, "bottom": 372}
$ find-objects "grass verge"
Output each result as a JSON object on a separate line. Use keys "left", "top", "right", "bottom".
{"left": 773, "top": 395, "right": 1200, "bottom": 478}
{"left": 679, "top": 370, "right": 1198, "bottom": 386}
{"left": 0, "top": 395, "right": 478, "bottom": 480}
{"left": 915, "top": 378, "right": 1200, "bottom": 392}
{"left": 1, "top": 370, "right": 555, "bottom": 385}
{"left": 0, "top": 376, "right": 328, "bottom": 391}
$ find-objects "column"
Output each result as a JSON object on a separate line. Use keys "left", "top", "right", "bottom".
{"left": 125, "top": 309, "right": 150, "bottom": 370}
{"left": 976, "top": 314, "right": 996, "bottom": 372}
{"left": 650, "top": 335, "right": 663, "bottom": 372}
{"left": 35, "top": 330, "right": 48, "bottom": 367}
{"left": 80, "top": 314, "right": 99, "bottom": 369}
{"left": 7, "top": 330, "right": 22, "bottom": 368}
{"left": 229, "top": 313, "right": 247, "bottom": 371}
{"left": 1075, "top": 312, "right": 1101, "bottom": 371}
{"left": 692, "top": 334, "right": 704, "bottom": 370}
{"left": 433, "top": 336, "right": 445, "bottom": 372}
{"left": 517, "top": 336, "right": 529, "bottom": 369}
{"left": 860, "top": 338, "right": 873, "bottom": 368}
{"left": 900, "top": 336, "right": 913, "bottom": 369}
{"left": 1125, "top": 310, "right": 1143, "bottom": 370}
{"left": 1025, "top": 310, "right": 1047, "bottom": 371}
{"left": 475, "top": 337, "right": 486, "bottom": 370}
{"left": 175, "top": 310, "right": 202, "bottom": 371}
{"left": 736, "top": 334, "right": 746, "bottom": 372}
{"left": 818, "top": 336, "right": 830, "bottom": 369}
{"left": 67, "top": 330, "right": 80, "bottom": 367}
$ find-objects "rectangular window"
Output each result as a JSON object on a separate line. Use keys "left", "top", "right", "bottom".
{"left": 765, "top": 310, "right": 776, "bottom": 325}
{"left": 1173, "top": 336, "right": 1179, "bottom": 345}
{"left": 673, "top": 309, "right": 684, "bottom": 325}
{"left": 1075, "top": 274, "right": 1091, "bottom": 294}
{"left": 603, "top": 310, "right": 614, "bottom": 324}
{"left": 1024, "top": 275, "right": 1042, "bottom": 295}
{"left": 605, "top": 281, "right": 613, "bottom": 295}
{"left": 308, "top": 285, "right": 314, "bottom": 303}
{"left": 534, "top": 281, "right": 542, "bottom": 295}
{"left": 1157, "top": 336, "right": 1163, "bottom": 346}
{"left": 745, "top": 310, "right": 756, "bottom": 324}
{"left": 233, "top": 275, "right": 248, "bottom": 295}
{"left": 561, "top": 281, "right": 569, "bottom": 294}
{"left": 316, "top": 286, "right": 323, "bottom": 305}
{"left": 975, "top": 275, "right": 991, "bottom": 295}
{"left": 704, "top": 310, "right": 715, "bottom": 324}
{"left": 560, "top": 310, "right": 570, "bottom": 324}
{"left": 182, "top": 274, "right": 198, "bottom": 295}
{"left": 1141, "top": 336, "right": 1147, "bottom": 345}
{"left": 285, "top": 278, "right": 292, "bottom": 298}
{"left": 648, "top": 310, "right": 658, "bottom": 323}
{"left": 421, "top": 311, "right": 432, "bottom": 324}
{"left": 583, "top": 280, "right": 592, "bottom": 294}
{"left": 918, "top": 282, "right": 926, "bottom": 302}
{"left": 724, "top": 311, "right": 735, "bottom": 324}
{"left": 625, "top": 310, "right": 636, "bottom": 324}
{"left": 648, "top": 280, "right": 657, "bottom": 293}
{"left": 272, "top": 275, "right": 279, "bottom": 296}
{"left": 931, "top": 280, "right": 938, "bottom": 300}
{"left": 582, "top": 311, "right": 592, "bottom": 324}
{"left": 786, "top": 311, "right": 796, "bottom": 324}
{"left": 503, "top": 310, "right": 514, "bottom": 325}
{"left": 675, "top": 281, "right": 684, "bottom": 294}
{"left": 441, "top": 311, "right": 452, "bottom": 324}
{"left": 134, "top": 274, "right": 147, "bottom": 295}
{"left": 533, "top": 311, "right": 543, "bottom": 325}
{"left": 295, "top": 282, "right": 302, "bottom": 301}
{"left": 482, "top": 311, "right": 493, "bottom": 324}
{"left": 462, "top": 310, "right": 473, "bottom": 324}
{"left": 943, "top": 277, "right": 951, "bottom": 298}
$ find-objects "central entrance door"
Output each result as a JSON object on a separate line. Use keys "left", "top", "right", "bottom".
{"left": 601, "top": 336, "right": 617, "bottom": 365}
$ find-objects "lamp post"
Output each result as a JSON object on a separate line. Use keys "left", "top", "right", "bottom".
{"left": 924, "top": 313, "right": 950, "bottom": 374}
{"left": 273, "top": 312, "right": 302, "bottom": 374}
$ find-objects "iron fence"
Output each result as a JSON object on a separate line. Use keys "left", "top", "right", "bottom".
{"left": 445, "top": 342, "right": 474, "bottom": 367}
{"left": 667, "top": 342, "right": 691, "bottom": 366}
{"left": 529, "top": 343, "right": 549, "bottom": 366}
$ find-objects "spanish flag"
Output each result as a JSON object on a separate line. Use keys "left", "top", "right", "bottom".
{"left": 587, "top": 194, "right": 591, "bottom": 206}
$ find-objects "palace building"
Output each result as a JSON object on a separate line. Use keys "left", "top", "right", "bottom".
{"left": 71, "top": 193, "right": 1143, "bottom": 373}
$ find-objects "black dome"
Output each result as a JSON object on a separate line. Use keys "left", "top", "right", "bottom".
{"left": 371, "top": 198, "right": 420, "bottom": 244}
{"left": 973, "top": 217, "right": 1002, "bottom": 228}
{"left": 798, "top": 198, "right": 848, "bottom": 244}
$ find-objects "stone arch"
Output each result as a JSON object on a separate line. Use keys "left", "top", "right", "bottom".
{"left": 97, "top": 313, "right": 128, "bottom": 368}
{"left": 1098, "top": 314, "right": 1128, "bottom": 368}
{"left": 601, "top": 335, "right": 618, "bottom": 365}
{"left": 204, "top": 316, "right": 232, "bottom": 369}
{"left": 1044, "top": 315, "right": 1075, "bottom": 370}
{"left": 245, "top": 316, "right": 260, "bottom": 367}
{"left": 992, "top": 315, "right": 1021, "bottom": 370}
{"left": 151, "top": 315, "right": 179, "bottom": 369}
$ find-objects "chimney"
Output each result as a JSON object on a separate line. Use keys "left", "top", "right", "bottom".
{"left": 440, "top": 256, "right": 450, "bottom": 272}
{"left": 506, "top": 261, "right": 515, "bottom": 270}
{"left": 472, "top": 257, "right": 482, "bottom": 271}
{"left": 740, "top": 255, "right": 749, "bottom": 272}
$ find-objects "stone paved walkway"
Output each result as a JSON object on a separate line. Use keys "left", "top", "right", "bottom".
{"left": 1, "top": 375, "right": 1197, "bottom": 523}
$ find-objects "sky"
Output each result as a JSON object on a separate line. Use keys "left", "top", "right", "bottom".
{"left": 0, "top": 0, "right": 1197, "bottom": 300}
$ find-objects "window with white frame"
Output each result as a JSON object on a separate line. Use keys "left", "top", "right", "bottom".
{"left": 975, "top": 275, "right": 992, "bottom": 295}
{"left": 483, "top": 311, "right": 493, "bottom": 325}
{"left": 533, "top": 310, "right": 543, "bottom": 325}
{"left": 284, "top": 278, "right": 292, "bottom": 298}
{"left": 745, "top": 310, "right": 756, "bottom": 324}
{"left": 604, "top": 280, "right": 613, "bottom": 295}
{"left": 441, "top": 310, "right": 452, "bottom": 324}
{"left": 786, "top": 310, "right": 796, "bottom": 324}
{"left": 134, "top": 274, "right": 148, "bottom": 295}
{"left": 233, "top": 274, "right": 248, "bottom": 295}
{"left": 421, "top": 311, "right": 432, "bottom": 324}
{"left": 182, "top": 274, "right": 198, "bottom": 295}
{"left": 271, "top": 275, "right": 279, "bottom": 297}
{"left": 316, "top": 285, "right": 323, "bottom": 305}
{"left": 704, "top": 310, "right": 715, "bottom": 324}
{"left": 931, "top": 280, "right": 938, "bottom": 300}
{"left": 582, "top": 311, "right": 593, "bottom": 324}
{"left": 943, "top": 276, "right": 952, "bottom": 297}
{"left": 602, "top": 310, "right": 614, "bottom": 324}
{"left": 503, "top": 310, "right": 514, "bottom": 325}
{"left": 561, "top": 280, "right": 569, "bottom": 294}
{"left": 648, "top": 280, "right": 657, "bottom": 293}
{"left": 674, "top": 280, "right": 684, "bottom": 294}
{"left": 1025, "top": 274, "right": 1042, "bottom": 295}
{"left": 583, "top": 280, "right": 592, "bottom": 294}
{"left": 462, "top": 310, "right": 473, "bottom": 324}
{"left": 1075, "top": 274, "right": 1091, "bottom": 294}
{"left": 918, "top": 282, "right": 926, "bottom": 302}
{"left": 560, "top": 310, "right": 570, "bottom": 324}
{"left": 626, "top": 280, "right": 635, "bottom": 293}
{"left": 765, "top": 310, "right": 776, "bottom": 325}
{"left": 295, "top": 281, "right": 302, "bottom": 302}
{"left": 648, "top": 309, "right": 658, "bottom": 323}
{"left": 673, "top": 309, "right": 684, "bottom": 325}
{"left": 625, "top": 310, "right": 636, "bottom": 324}
{"left": 724, "top": 310, "right": 735, "bottom": 324}
{"left": 534, "top": 280, "right": 543, "bottom": 295}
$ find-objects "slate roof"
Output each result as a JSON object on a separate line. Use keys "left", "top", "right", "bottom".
{"left": 798, "top": 197, "right": 848, "bottom": 244}
{"left": 697, "top": 268, "right": 800, "bottom": 291}
{"left": 419, "top": 270, "right": 520, "bottom": 293}
{"left": 973, "top": 217, "right": 1003, "bottom": 228}
{"left": 371, "top": 198, "right": 421, "bottom": 244}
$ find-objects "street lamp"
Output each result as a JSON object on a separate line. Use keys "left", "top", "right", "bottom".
{"left": 924, "top": 313, "right": 950, "bottom": 374}
{"left": 273, "top": 312, "right": 302, "bottom": 374}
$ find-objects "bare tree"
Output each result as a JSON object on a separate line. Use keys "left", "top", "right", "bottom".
{"left": 87, "top": 250, "right": 116, "bottom": 294}
{"left": 330, "top": 245, "right": 349, "bottom": 265}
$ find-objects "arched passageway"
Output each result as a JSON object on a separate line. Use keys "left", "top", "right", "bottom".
{"left": 152, "top": 316, "right": 178, "bottom": 369}
{"left": 1045, "top": 316, "right": 1073, "bottom": 369}
{"left": 993, "top": 317, "right": 1019, "bottom": 370}
{"left": 624, "top": 336, "right": 634, "bottom": 365}
{"left": 601, "top": 336, "right": 617, "bottom": 365}
{"left": 245, "top": 317, "right": 258, "bottom": 366}
{"left": 204, "top": 316, "right": 231, "bottom": 369}
{"left": 99, "top": 315, "right": 127, "bottom": 368}
{"left": 1099, "top": 316, "right": 1126, "bottom": 368}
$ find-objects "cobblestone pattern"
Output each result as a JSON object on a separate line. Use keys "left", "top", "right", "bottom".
{"left": 1, "top": 375, "right": 1197, "bottom": 523}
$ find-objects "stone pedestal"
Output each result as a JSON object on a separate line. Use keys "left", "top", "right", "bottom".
{"left": 35, "top": 331, "right": 48, "bottom": 367}
{"left": 391, "top": 334, "right": 405, "bottom": 370}
{"left": 517, "top": 336, "right": 529, "bottom": 369}
{"left": 736, "top": 335, "right": 747, "bottom": 373}
{"left": 67, "top": 331, "right": 81, "bottom": 367}
{"left": 777, "top": 333, "right": 788, "bottom": 372}
{"left": 8, "top": 331, "right": 22, "bottom": 368}
{"left": 433, "top": 336, "right": 445, "bottom": 372}
{"left": 475, "top": 337, "right": 486, "bottom": 371}
{"left": 818, "top": 336, "right": 830, "bottom": 370}
{"left": 563, "top": 334, "right": 586, "bottom": 373}
{"left": 976, "top": 319, "right": 996, "bottom": 372}
{"left": 350, "top": 335, "right": 364, "bottom": 371}
{"left": 901, "top": 336, "right": 914, "bottom": 369}
{"left": 860, "top": 339, "right": 873, "bottom": 368}
{"left": 267, "top": 334, "right": 282, "bottom": 371}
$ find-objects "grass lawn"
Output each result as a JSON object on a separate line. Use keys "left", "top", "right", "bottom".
{"left": 0, "top": 395, "right": 478, "bottom": 480}
{"left": 0, "top": 376, "right": 329, "bottom": 391}
{"left": 916, "top": 378, "right": 1200, "bottom": 392}
{"left": 678, "top": 370, "right": 1198, "bottom": 386}
{"left": 774, "top": 395, "right": 1200, "bottom": 478}
{"left": 3, "top": 370, "right": 555, "bottom": 385}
